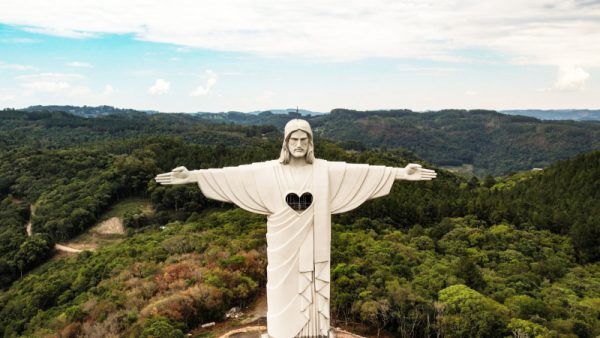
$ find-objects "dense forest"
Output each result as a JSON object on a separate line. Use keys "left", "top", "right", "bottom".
{"left": 0, "top": 108, "right": 598, "bottom": 337}
{"left": 12, "top": 105, "right": 600, "bottom": 176}
{"left": 312, "top": 109, "right": 599, "bottom": 176}
{"left": 175, "top": 108, "right": 600, "bottom": 175}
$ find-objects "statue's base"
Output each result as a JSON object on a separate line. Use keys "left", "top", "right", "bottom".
{"left": 217, "top": 326, "right": 365, "bottom": 338}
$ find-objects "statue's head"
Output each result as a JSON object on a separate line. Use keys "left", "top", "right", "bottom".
{"left": 279, "top": 119, "right": 315, "bottom": 164}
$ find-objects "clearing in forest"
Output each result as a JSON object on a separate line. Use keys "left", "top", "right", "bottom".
{"left": 59, "top": 197, "right": 153, "bottom": 253}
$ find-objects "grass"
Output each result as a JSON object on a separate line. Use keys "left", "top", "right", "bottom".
{"left": 99, "top": 197, "right": 152, "bottom": 221}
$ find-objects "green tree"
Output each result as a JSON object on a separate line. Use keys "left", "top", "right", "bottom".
{"left": 139, "top": 317, "right": 184, "bottom": 338}
{"left": 437, "top": 284, "right": 510, "bottom": 338}
{"left": 13, "top": 234, "right": 50, "bottom": 276}
{"left": 507, "top": 318, "right": 550, "bottom": 338}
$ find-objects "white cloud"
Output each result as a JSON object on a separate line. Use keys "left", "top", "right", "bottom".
{"left": 21, "top": 81, "right": 71, "bottom": 93}
{"left": 16, "top": 72, "right": 90, "bottom": 97}
{"left": 0, "top": 60, "right": 37, "bottom": 71}
{"left": 0, "top": 37, "right": 40, "bottom": 43}
{"left": 396, "top": 65, "right": 460, "bottom": 73}
{"left": 67, "top": 61, "right": 93, "bottom": 68}
{"left": 0, "top": 94, "right": 15, "bottom": 102}
{"left": 174, "top": 46, "right": 193, "bottom": 53}
{"left": 0, "top": 0, "right": 599, "bottom": 67}
{"left": 190, "top": 70, "right": 218, "bottom": 96}
{"left": 256, "top": 90, "right": 276, "bottom": 103}
{"left": 130, "top": 69, "right": 156, "bottom": 76}
{"left": 102, "top": 84, "right": 114, "bottom": 95}
{"left": 149, "top": 78, "right": 170, "bottom": 95}
{"left": 15, "top": 72, "right": 84, "bottom": 81}
{"left": 221, "top": 71, "right": 243, "bottom": 76}
{"left": 22, "top": 26, "right": 95, "bottom": 39}
{"left": 554, "top": 65, "right": 590, "bottom": 91}
{"left": 67, "top": 86, "right": 92, "bottom": 97}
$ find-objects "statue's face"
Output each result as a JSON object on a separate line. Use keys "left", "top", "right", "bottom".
{"left": 287, "top": 130, "right": 309, "bottom": 158}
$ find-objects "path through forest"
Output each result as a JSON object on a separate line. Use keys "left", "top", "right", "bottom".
{"left": 25, "top": 203, "right": 85, "bottom": 254}
{"left": 54, "top": 244, "right": 82, "bottom": 253}
{"left": 25, "top": 204, "right": 34, "bottom": 236}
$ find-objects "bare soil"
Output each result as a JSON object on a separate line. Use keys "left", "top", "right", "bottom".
{"left": 92, "top": 217, "right": 125, "bottom": 235}
{"left": 241, "top": 292, "right": 267, "bottom": 325}
{"left": 54, "top": 244, "right": 83, "bottom": 253}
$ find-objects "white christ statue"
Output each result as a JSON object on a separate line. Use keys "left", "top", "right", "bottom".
{"left": 155, "top": 119, "right": 436, "bottom": 338}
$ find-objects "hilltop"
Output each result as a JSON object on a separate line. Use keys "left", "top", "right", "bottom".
{"left": 501, "top": 109, "right": 600, "bottom": 121}
{"left": 310, "top": 109, "right": 599, "bottom": 175}
{"left": 209, "top": 108, "right": 598, "bottom": 175}
{"left": 3, "top": 107, "right": 598, "bottom": 176}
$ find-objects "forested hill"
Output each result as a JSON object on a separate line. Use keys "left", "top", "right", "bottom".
{"left": 23, "top": 105, "right": 160, "bottom": 117}
{"left": 472, "top": 150, "right": 600, "bottom": 262}
{"left": 502, "top": 109, "right": 600, "bottom": 121}
{"left": 310, "top": 109, "right": 599, "bottom": 176}
{"left": 0, "top": 106, "right": 598, "bottom": 336}
{"left": 6, "top": 106, "right": 599, "bottom": 176}
{"left": 0, "top": 109, "right": 280, "bottom": 150}
{"left": 192, "top": 108, "right": 600, "bottom": 176}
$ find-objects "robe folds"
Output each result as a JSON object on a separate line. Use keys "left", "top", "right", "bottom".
{"left": 195, "top": 159, "right": 396, "bottom": 338}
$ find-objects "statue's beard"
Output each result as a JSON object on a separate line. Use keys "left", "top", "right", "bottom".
{"left": 293, "top": 149, "right": 306, "bottom": 157}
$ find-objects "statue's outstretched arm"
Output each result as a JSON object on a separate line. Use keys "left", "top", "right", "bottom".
{"left": 154, "top": 166, "right": 199, "bottom": 185}
{"left": 395, "top": 163, "right": 437, "bottom": 181}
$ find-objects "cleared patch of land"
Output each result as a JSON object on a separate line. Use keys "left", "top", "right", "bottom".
{"left": 93, "top": 217, "right": 125, "bottom": 235}
{"left": 99, "top": 197, "right": 153, "bottom": 221}
{"left": 58, "top": 197, "right": 152, "bottom": 255}
{"left": 441, "top": 163, "right": 474, "bottom": 176}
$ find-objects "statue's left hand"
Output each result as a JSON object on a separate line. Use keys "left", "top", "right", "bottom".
{"left": 404, "top": 163, "right": 437, "bottom": 181}
{"left": 154, "top": 166, "right": 196, "bottom": 185}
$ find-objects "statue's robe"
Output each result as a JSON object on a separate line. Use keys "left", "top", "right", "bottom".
{"left": 195, "top": 159, "right": 396, "bottom": 338}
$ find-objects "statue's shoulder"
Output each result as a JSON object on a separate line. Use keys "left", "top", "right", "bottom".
{"left": 317, "top": 159, "right": 347, "bottom": 167}
{"left": 314, "top": 159, "right": 348, "bottom": 174}
{"left": 246, "top": 160, "right": 279, "bottom": 169}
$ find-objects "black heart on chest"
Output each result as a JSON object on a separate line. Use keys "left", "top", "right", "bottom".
{"left": 285, "top": 192, "right": 313, "bottom": 212}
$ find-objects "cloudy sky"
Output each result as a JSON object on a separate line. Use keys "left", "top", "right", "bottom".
{"left": 1, "top": 0, "right": 599, "bottom": 112}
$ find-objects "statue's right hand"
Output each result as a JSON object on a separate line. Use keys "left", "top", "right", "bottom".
{"left": 154, "top": 166, "right": 195, "bottom": 185}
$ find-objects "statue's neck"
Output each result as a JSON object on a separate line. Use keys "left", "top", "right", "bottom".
{"left": 288, "top": 156, "right": 309, "bottom": 168}
{"left": 283, "top": 158, "right": 312, "bottom": 190}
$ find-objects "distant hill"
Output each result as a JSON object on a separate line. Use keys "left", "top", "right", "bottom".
{"left": 23, "top": 105, "right": 158, "bottom": 117}
{"left": 197, "top": 109, "right": 600, "bottom": 175}
{"left": 192, "top": 110, "right": 307, "bottom": 126}
{"left": 0, "top": 108, "right": 280, "bottom": 150}
{"left": 22, "top": 105, "right": 324, "bottom": 118}
{"left": 311, "top": 109, "right": 599, "bottom": 175}
{"left": 501, "top": 109, "right": 600, "bottom": 121}
{"left": 247, "top": 108, "right": 325, "bottom": 116}
{"left": 10, "top": 106, "right": 600, "bottom": 176}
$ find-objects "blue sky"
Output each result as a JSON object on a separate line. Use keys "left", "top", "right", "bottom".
{"left": 1, "top": 1, "right": 599, "bottom": 112}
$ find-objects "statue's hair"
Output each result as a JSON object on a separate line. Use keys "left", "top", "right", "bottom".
{"left": 278, "top": 130, "right": 315, "bottom": 164}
